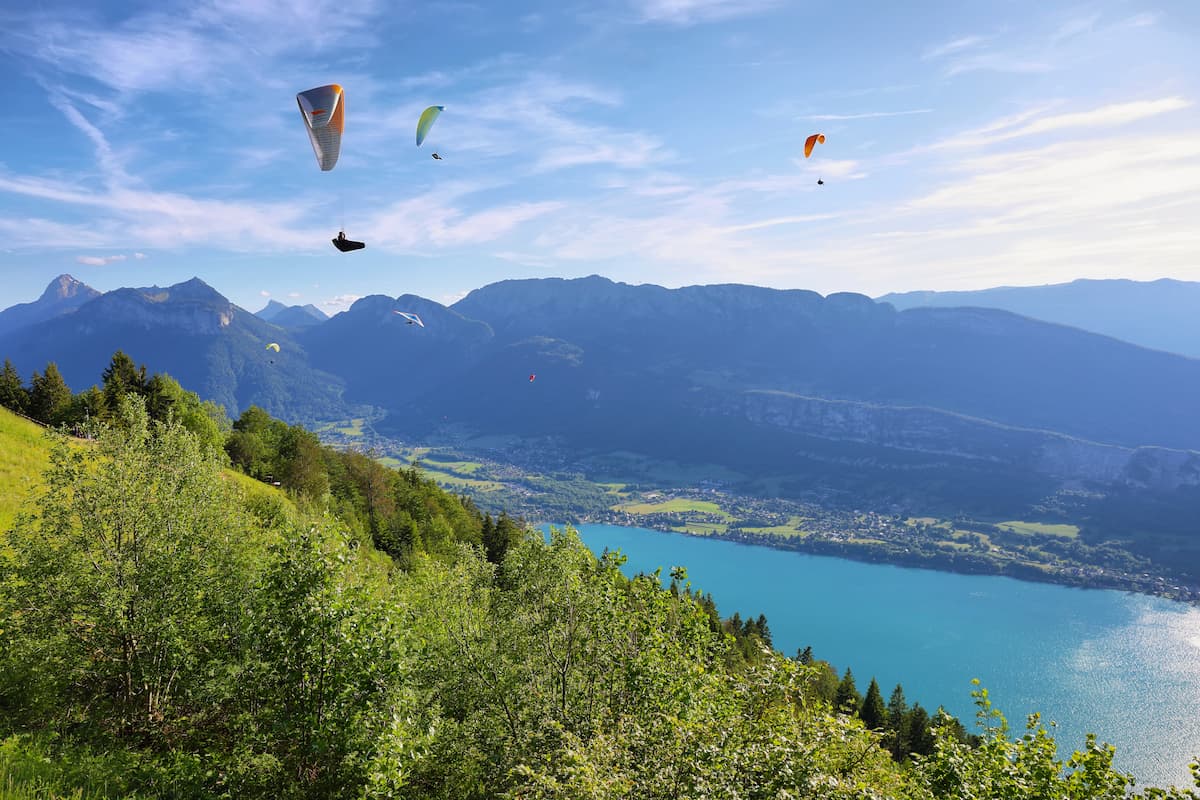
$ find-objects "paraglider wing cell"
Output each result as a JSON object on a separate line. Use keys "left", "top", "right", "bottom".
{"left": 297, "top": 84, "right": 344, "bottom": 171}
{"left": 803, "top": 132, "right": 825, "bottom": 158}
{"left": 416, "top": 105, "right": 444, "bottom": 147}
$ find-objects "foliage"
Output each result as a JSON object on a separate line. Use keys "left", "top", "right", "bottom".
{"left": 912, "top": 681, "right": 1200, "bottom": 800}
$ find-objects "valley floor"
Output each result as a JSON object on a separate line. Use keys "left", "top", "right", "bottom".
{"left": 316, "top": 420, "right": 1200, "bottom": 606}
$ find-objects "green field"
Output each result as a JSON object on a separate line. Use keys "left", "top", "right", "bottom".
{"left": 739, "top": 516, "right": 809, "bottom": 538}
{"left": 0, "top": 410, "right": 52, "bottom": 534}
{"left": 997, "top": 520, "right": 1080, "bottom": 539}
{"left": 670, "top": 522, "right": 729, "bottom": 535}
{"left": 315, "top": 417, "right": 368, "bottom": 437}
{"left": 615, "top": 497, "right": 733, "bottom": 520}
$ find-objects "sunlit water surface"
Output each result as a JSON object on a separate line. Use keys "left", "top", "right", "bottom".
{"left": 554, "top": 523, "right": 1200, "bottom": 789}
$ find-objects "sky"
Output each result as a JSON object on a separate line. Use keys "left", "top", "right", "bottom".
{"left": 1, "top": 0, "right": 1199, "bottom": 314}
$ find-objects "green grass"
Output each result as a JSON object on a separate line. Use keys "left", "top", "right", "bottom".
{"left": 739, "top": 516, "right": 809, "bottom": 538}
{"left": 670, "top": 522, "right": 729, "bottom": 536}
{"left": 315, "top": 417, "right": 367, "bottom": 437}
{"left": 996, "top": 520, "right": 1080, "bottom": 539}
{"left": 615, "top": 498, "right": 734, "bottom": 520}
{"left": 419, "top": 455, "right": 485, "bottom": 474}
{"left": 0, "top": 410, "right": 53, "bottom": 535}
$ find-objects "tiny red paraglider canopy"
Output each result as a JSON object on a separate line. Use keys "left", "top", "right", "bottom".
{"left": 528, "top": 374, "right": 536, "bottom": 382}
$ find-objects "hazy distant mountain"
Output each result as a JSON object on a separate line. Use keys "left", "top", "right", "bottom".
{"left": 0, "top": 274, "right": 100, "bottom": 337}
{"left": 257, "top": 300, "right": 328, "bottom": 329}
{"left": 297, "top": 294, "right": 493, "bottom": 407}
{"left": 256, "top": 299, "right": 289, "bottom": 321}
{"left": 0, "top": 277, "right": 346, "bottom": 421}
{"left": 443, "top": 276, "right": 1200, "bottom": 453}
{"left": 879, "top": 278, "right": 1200, "bottom": 358}
{"left": 5, "top": 273, "right": 1200, "bottom": 533}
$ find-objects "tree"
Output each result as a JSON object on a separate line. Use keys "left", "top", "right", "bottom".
{"left": 834, "top": 668, "right": 861, "bottom": 714}
{"left": 0, "top": 359, "right": 27, "bottom": 413}
{"left": 28, "top": 362, "right": 72, "bottom": 425}
{"left": 886, "top": 683, "right": 910, "bottom": 757}
{"left": 860, "top": 677, "right": 887, "bottom": 731}
{"left": 908, "top": 703, "right": 935, "bottom": 756}
{"left": 62, "top": 384, "right": 107, "bottom": 429}
{"left": 1, "top": 395, "right": 260, "bottom": 739}
{"left": 100, "top": 350, "right": 147, "bottom": 411}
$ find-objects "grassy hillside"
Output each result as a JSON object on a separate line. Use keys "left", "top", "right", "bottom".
{"left": 0, "top": 409, "right": 51, "bottom": 535}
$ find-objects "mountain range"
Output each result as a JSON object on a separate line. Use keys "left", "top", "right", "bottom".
{"left": 3, "top": 273, "right": 1198, "bottom": 568}
{"left": 879, "top": 278, "right": 1200, "bottom": 359}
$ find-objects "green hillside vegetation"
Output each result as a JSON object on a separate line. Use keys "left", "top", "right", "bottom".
{"left": 2, "top": 355, "right": 1199, "bottom": 798}
{"left": 0, "top": 409, "right": 51, "bottom": 535}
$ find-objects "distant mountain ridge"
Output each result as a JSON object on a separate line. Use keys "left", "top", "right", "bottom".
{"left": 4, "top": 273, "right": 1200, "bottom": 531}
{"left": 879, "top": 278, "right": 1200, "bottom": 358}
{"left": 0, "top": 277, "right": 345, "bottom": 421}
{"left": 256, "top": 300, "right": 328, "bottom": 329}
{"left": 0, "top": 274, "right": 100, "bottom": 337}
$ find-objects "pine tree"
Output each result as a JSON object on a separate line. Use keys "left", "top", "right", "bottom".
{"left": 797, "top": 645, "right": 814, "bottom": 664}
{"left": 834, "top": 668, "right": 861, "bottom": 714}
{"left": 101, "top": 350, "right": 147, "bottom": 411}
{"left": 28, "top": 363, "right": 72, "bottom": 424}
{"left": 885, "top": 683, "right": 910, "bottom": 758}
{"left": 907, "top": 703, "right": 935, "bottom": 756}
{"left": 860, "top": 677, "right": 887, "bottom": 731}
{"left": 754, "top": 613, "right": 772, "bottom": 647}
{"left": 0, "top": 359, "right": 28, "bottom": 413}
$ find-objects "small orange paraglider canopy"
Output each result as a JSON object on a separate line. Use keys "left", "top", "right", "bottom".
{"left": 804, "top": 133, "right": 825, "bottom": 158}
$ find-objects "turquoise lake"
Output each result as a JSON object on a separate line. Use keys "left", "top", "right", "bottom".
{"left": 560, "top": 523, "right": 1200, "bottom": 789}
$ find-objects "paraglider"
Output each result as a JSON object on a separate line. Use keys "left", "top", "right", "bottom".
{"left": 803, "top": 133, "right": 825, "bottom": 158}
{"left": 431, "top": 153, "right": 443, "bottom": 160}
{"left": 817, "top": 179, "right": 824, "bottom": 185}
{"left": 297, "top": 85, "right": 344, "bottom": 171}
{"left": 265, "top": 342, "right": 280, "bottom": 364}
{"left": 393, "top": 310, "right": 425, "bottom": 327}
{"left": 416, "top": 105, "right": 444, "bottom": 147}
{"left": 333, "top": 231, "right": 365, "bottom": 252}
{"left": 528, "top": 374, "right": 536, "bottom": 383}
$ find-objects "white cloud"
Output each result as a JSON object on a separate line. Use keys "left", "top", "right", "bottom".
{"left": 321, "top": 294, "right": 361, "bottom": 312}
{"left": 288, "top": 291, "right": 301, "bottom": 298}
{"left": 808, "top": 109, "right": 933, "bottom": 121}
{"left": 922, "top": 35, "right": 987, "bottom": 60}
{"left": 930, "top": 97, "right": 1191, "bottom": 150}
{"left": 134, "top": 252, "right": 147, "bottom": 259}
{"left": 632, "top": 0, "right": 778, "bottom": 25}
{"left": 75, "top": 254, "right": 127, "bottom": 266}
{"left": 260, "top": 290, "right": 271, "bottom": 297}
{"left": 15, "top": 0, "right": 382, "bottom": 95}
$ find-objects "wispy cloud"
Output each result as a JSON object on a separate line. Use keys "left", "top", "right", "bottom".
{"left": 632, "top": 0, "right": 779, "bottom": 25}
{"left": 14, "top": 0, "right": 382, "bottom": 95}
{"left": 321, "top": 294, "right": 362, "bottom": 313}
{"left": 931, "top": 97, "right": 1192, "bottom": 150}
{"left": 808, "top": 109, "right": 933, "bottom": 121}
{"left": 75, "top": 254, "right": 127, "bottom": 266}
{"left": 259, "top": 290, "right": 271, "bottom": 297}
{"left": 922, "top": 35, "right": 986, "bottom": 60}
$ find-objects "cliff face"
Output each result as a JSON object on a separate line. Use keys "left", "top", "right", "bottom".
{"left": 720, "top": 389, "right": 1200, "bottom": 489}
{"left": 79, "top": 280, "right": 236, "bottom": 336}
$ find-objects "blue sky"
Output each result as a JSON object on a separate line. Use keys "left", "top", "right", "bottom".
{"left": 2, "top": 0, "right": 1198, "bottom": 314}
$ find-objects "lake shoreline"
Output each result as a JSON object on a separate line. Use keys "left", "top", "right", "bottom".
{"left": 540, "top": 517, "right": 1200, "bottom": 607}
